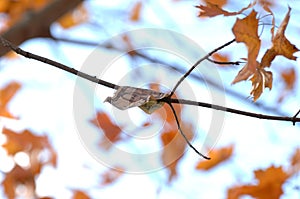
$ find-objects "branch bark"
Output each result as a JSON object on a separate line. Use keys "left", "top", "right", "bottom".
{"left": 1, "top": 36, "right": 299, "bottom": 125}
{"left": 0, "top": 0, "right": 83, "bottom": 56}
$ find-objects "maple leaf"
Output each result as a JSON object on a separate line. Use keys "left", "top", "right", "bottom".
{"left": 232, "top": 10, "right": 261, "bottom": 73}
{"left": 260, "top": 7, "right": 299, "bottom": 68}
{"left": 227, "top": 166, "right": 290, "bottom": 199}
{"left": 0, "top": 81, "right": 21, "bottom": 118}
{"left": 195, "top": 145, "right": 233, "bottom": 170}
{"left": 196, "top": 2, "right": 253, "bottom": 18}
{"left": 250, "top": 68, "right": 273, "bottom": 101}
{"left": 90, "top": 111, "right": 123, "bottom": 149}
{"left": 232, "top": 61, "right": 259, "bottom": 84}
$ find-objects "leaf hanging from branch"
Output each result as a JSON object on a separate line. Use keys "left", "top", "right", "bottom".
{"left": 105, "top": 86, "right": 169, "bottom": 114}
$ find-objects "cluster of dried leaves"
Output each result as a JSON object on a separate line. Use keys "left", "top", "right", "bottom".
{"left": 197, "top": 0, "right": 299, "bottom": 101}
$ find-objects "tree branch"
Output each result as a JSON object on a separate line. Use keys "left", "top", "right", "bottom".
{"left": 0, "top": 0, "right": 83, "bottom": 56}
{"left": 1, "top": 36, "right": 299, "bottom": 125}
{"left": 170, "top": 39, "right": 236, "bottom": 97}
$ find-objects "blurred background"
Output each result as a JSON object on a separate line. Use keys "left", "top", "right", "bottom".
{"left": 0, "top": 0, "right": 299, "bottom": 198}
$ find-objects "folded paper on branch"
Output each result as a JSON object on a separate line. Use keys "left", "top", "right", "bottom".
{"left": 104, "top": 86, "right": 169, "bottom": 114}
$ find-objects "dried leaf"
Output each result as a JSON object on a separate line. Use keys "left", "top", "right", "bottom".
{"left": 0, "top": 81, "right": 21, "bottom": 118}
{"left": 212, "top": 52, "right": 231, "bottom": 66}
{"left": 129, "top": 1, "right": 142, "bottom": 21}
{"left": 195, "top": 145, "right": 233, "bottom": 170}
{"left": 227, "top": 166, "right": 290, "bottom": 199}
{"left": 250, "top": 69, "right": 273, "bottom": 101}
{"left": 232, "top": 62, "right": 258, "bottom": 84}
{"left": 281, "top": 68, "right": 296, "bottom": 90}
{"left": 90, "top": 112, "right": 123, "bottom": 149}
{"left": 232, "top": 10, "right": 261, "bottom": 72}
{"left": 203, "top": 0, "right": 227, "bottom": 8}
{"left": 196, "top": 2, "right": 253, "bottom": 18}
{"left": 105, "top": 86, "right": 169, "bottom": 114}
{"left": 260, "top": 7, "right": 299, "bottom": 68}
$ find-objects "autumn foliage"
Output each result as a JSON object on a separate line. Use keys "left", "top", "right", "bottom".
{"left": 0, "top": 0, "right": 300, "bottom": 199}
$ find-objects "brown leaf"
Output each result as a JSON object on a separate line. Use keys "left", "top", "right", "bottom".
{"left": 57, "top": 4, "right": 87, "bottom": 29}
{"left": 72, "top": 190, "right": 91, "bottom": 199}
{"left": 291, "top": 148, "right": 300, "bottom": 167}
{"left": 100, "top": 168, "right": 123, "bottom": 186}
{"left": 260, "top": 7, "right": 299, "bottom": 68}
{"left": 232, "top": 10, "right": 261, "bottom": 72}
{"left": 0, "top": 81, "right": 21, "bottom": 118}
{"left": 281, "top": 68, "right": 296, "bottom": 90}
{"left": 250, "top": 68, "right": 273, "bottom": 101}
{"left": 196, "top": 2, "right": 253, "bottom": 18}
{"left": 90, "top": 112, "right": 123, "bottom": 149}
{"left": 232, "top": 62, "right": 258, "bottom": 84}
{"left": 203, "top": 0, "right": 227, "bottom": 8}
{"left": 2, "top": 165, "right": 36, "bottom": 199}
{"left": 212, "top": 52, "right": 231, "bottom": 66}
{"left": 129, "top": 1, "right": 142, "bottom": 22}
{"left": 195, "top": 145, "right": 233, "bottom": 170}
{"left": 228, "top": 166, "right": 290, "bottom": 199}
{"left": 161, "top": 124, "right": 194, "bottom": 182}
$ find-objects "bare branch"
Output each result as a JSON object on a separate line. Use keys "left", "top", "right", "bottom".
{"left": 170, "top": 39, "right": 236, "bottom": 97}
{"left": 167, "top": 102, "right": 210, "bottom": 159}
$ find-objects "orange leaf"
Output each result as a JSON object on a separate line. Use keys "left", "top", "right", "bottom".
{"left": 232, "top": 10, "right": 261, "bottom": 72}
{"left": 291, "top": 148, "right": 300, "bottom": 167}
{"left": 260, "top": 7, "right": 299, "bottom": 68}
{"left": 250, "top": 68, "right": 273, "bottom": 101}
{"left": 90, "top": 112, "right": 123, "bottom": 149}
{"left": 129, "top": 1, "right": 142, "bottom": 22}
{"left": 0, "top": 81, "right": 21, "bottom": 118}
{"left": 57, "top": 4, "right": 87, "bottom": 29}
{"left": 281, "top": 68, "right": 296, "bottom": 90}
{"left": 100, "top": 168, "right": 123, "bottom": 186}
{"left": 231, "top": 62, "right": 258, "bottom": 84}
{"left": 212, "top": 52, "right": 231, "bottom": 66}
{"left": 228, "top": 166, "right": 290, "bottom": 199}
{"left": 161, "top": 124, "right": 194, "bottom": 182}
{"left": 195, "top": 145, "right": 233, "bottom": 170}
{"left": 72, "top": 190, "right": 91, "bottom": 199}
{"left": 196, "top": 2, "right": 253, "bottom": 18}
{"left": 203, "top": 0, "right": 227, "bottom": 8}
{"left": 2, "top": 165, "right": 36, "bottom": 199}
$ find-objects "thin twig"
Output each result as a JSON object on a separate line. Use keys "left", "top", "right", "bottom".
{"left": 0, "top": 36, "right": 119, "bottom": 90}
{"left": 170, "top": 39, "right": 236, "bottom": 97}
{"left": 292, "top": 109, "right": 300, "bottom": 126}
{"left": 167, "top": 102, "right": 210, "bottom": 159}
{"left": 1, "top": 36, "right": 299, "bottom": 125}
{"left": 162, "top": 97, "right": 300, "bottom": 123}
{"left": 206, "top": 57, "right": 242, "bottom": 66}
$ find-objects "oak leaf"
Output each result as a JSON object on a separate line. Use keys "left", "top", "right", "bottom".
{"left": 196, "top": 2, "right": 253, "bottom": 18}
{"left": 260, "top": 7, "right": 299, "bottom": 68}
{"left": 232, "top": 10, "right": 261, "bottom": 72}
{"left": 232, "top": 61, "right": 259, "bottom": 84}
{"left": 227, "top": 166, "right": 289, "bottom": 199}
{"left": 90, "top": 112, "right": 123, "bottom": 149}
{"left": 195, "top": 145, "right": 233, "bottom": 170}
